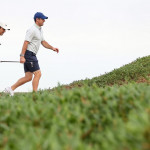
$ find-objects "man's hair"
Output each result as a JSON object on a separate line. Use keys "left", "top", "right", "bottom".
{"left": 0, "top": 26, "right": 1, "bottom": 29}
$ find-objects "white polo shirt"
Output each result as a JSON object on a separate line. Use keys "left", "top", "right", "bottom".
{"left": 25, "top": 23, "right": 45, "bottom": 54}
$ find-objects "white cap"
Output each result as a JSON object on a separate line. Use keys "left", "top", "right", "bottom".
{"left": 0, "top": 22, "right": 10, "bottom": 30}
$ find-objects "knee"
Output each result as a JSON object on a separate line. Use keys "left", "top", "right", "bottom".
{"left": 34, "top": 71, "right": 42, "bottom": 78}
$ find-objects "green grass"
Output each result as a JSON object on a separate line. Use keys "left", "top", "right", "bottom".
{"left": 68, "top": 55, "right": 150, "bottom": 88}
{"left": 0, "top": 56, "right": 150, "bottom": 150}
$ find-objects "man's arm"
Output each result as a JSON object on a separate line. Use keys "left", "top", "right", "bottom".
{"left": 20, "top": 41, "right": 29, "bottom": 63}
{"left": 41, "top": 40, "right": 59, "bottom": 53}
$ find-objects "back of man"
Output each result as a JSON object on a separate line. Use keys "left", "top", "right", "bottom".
{"left": 25, "top": 24, "right": 44, "bottom": 55}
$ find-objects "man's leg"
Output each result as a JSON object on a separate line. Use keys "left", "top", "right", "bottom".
{"left": 11, "top": 72, "right": 33, "bottom": 91}
{"left": 32, "top": 70, "right": 41, "bottom": 92}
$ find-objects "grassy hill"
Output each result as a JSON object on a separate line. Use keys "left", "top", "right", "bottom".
{"left": 0, "top": 56, "right": 150, "bottom": 150}
{"left": 65, "top": 55, "right": 150, "bottom": 88}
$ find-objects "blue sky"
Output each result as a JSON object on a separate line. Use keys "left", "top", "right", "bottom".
{"left": 0, "top": 0, "right": 150, "bottom": 92}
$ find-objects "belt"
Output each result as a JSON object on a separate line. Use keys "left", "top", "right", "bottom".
{"left": 26, "top": 50, "right": 36, "bottom": 56}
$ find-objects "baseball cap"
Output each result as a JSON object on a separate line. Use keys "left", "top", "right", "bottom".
{"left": 0, "top": 22, "right": 10, "bottom": 30}
{"left": 34, "top": 12, "right": 48, "bottom": 20}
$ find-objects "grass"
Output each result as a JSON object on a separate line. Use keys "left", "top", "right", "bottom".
{"left": 0, "top": 56, "right": 150, "bottom": 150}
{"left": 67, "top": 55, "right": 150, "bottom": 88}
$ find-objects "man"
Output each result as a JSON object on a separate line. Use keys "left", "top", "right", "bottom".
{"left": 5, "top": 12, "right": 59, "bottom": 96}
{"left": 0, "top": 22, "right": 10, "bottom": 45}
{"left": 0, "top": 22, "right": 10, "bottom": 36}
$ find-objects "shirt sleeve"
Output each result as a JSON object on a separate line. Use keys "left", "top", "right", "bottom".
{"left": 25, "top": 28, "right": 34, "bottom": 42}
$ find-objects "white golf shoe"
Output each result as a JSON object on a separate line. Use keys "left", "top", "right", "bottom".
{"left": 4, "top": 87, "right": 14, "bottom": 96}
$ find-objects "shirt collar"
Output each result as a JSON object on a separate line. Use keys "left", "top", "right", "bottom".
{"left": 34, "top": 23, "right": 41, "bottom": 30}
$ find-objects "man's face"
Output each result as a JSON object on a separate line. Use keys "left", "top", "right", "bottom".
{"left": 0, "top": 27, "right": 6, "bottom": 36}
{"left": 36, "top": 18, "right": 45, "bottom": 26}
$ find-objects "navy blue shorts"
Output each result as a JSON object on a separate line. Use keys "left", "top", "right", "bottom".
{"left": 24, "top": 50, "right": 40, "bottom": 73}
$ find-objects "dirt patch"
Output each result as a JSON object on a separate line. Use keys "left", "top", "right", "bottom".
{"left": 136, "top": 76, "right": 150, "bottom": 84}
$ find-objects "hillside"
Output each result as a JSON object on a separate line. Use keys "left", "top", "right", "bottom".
{"left": 0, "top": 56, "right": 150, "bottom": 150}
{"left": 65, "top": 55, "right": 150, "bottom": 89}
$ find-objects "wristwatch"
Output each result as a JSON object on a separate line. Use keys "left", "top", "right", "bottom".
{"left": 20, "top": 54, "right": 24, "bottom": 57}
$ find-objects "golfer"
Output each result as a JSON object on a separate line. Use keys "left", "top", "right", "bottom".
{"left": 5, "top": 12, "right": 59, "bottom": 96}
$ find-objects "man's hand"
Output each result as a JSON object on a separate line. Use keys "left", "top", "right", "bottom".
{"left": 53, "top": 47, "right": 59, "bottom": 53}
{"left": 20, "top": 56, "right": 26, "bottom": 63}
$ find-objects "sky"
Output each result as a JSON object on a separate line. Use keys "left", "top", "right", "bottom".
{"left": 0, "top": 0, "right": 150, "bottom": 92}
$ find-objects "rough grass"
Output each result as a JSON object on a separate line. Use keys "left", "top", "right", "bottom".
{"left": 1, "top": 56, "right": 150, "bottom": 150}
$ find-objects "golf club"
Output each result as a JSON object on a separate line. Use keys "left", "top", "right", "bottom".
{"left": 0, "top": 61, "right": 33, "bottom": 67}
{"left": 0, "top": 61, "right": 20, "bottom": 63}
